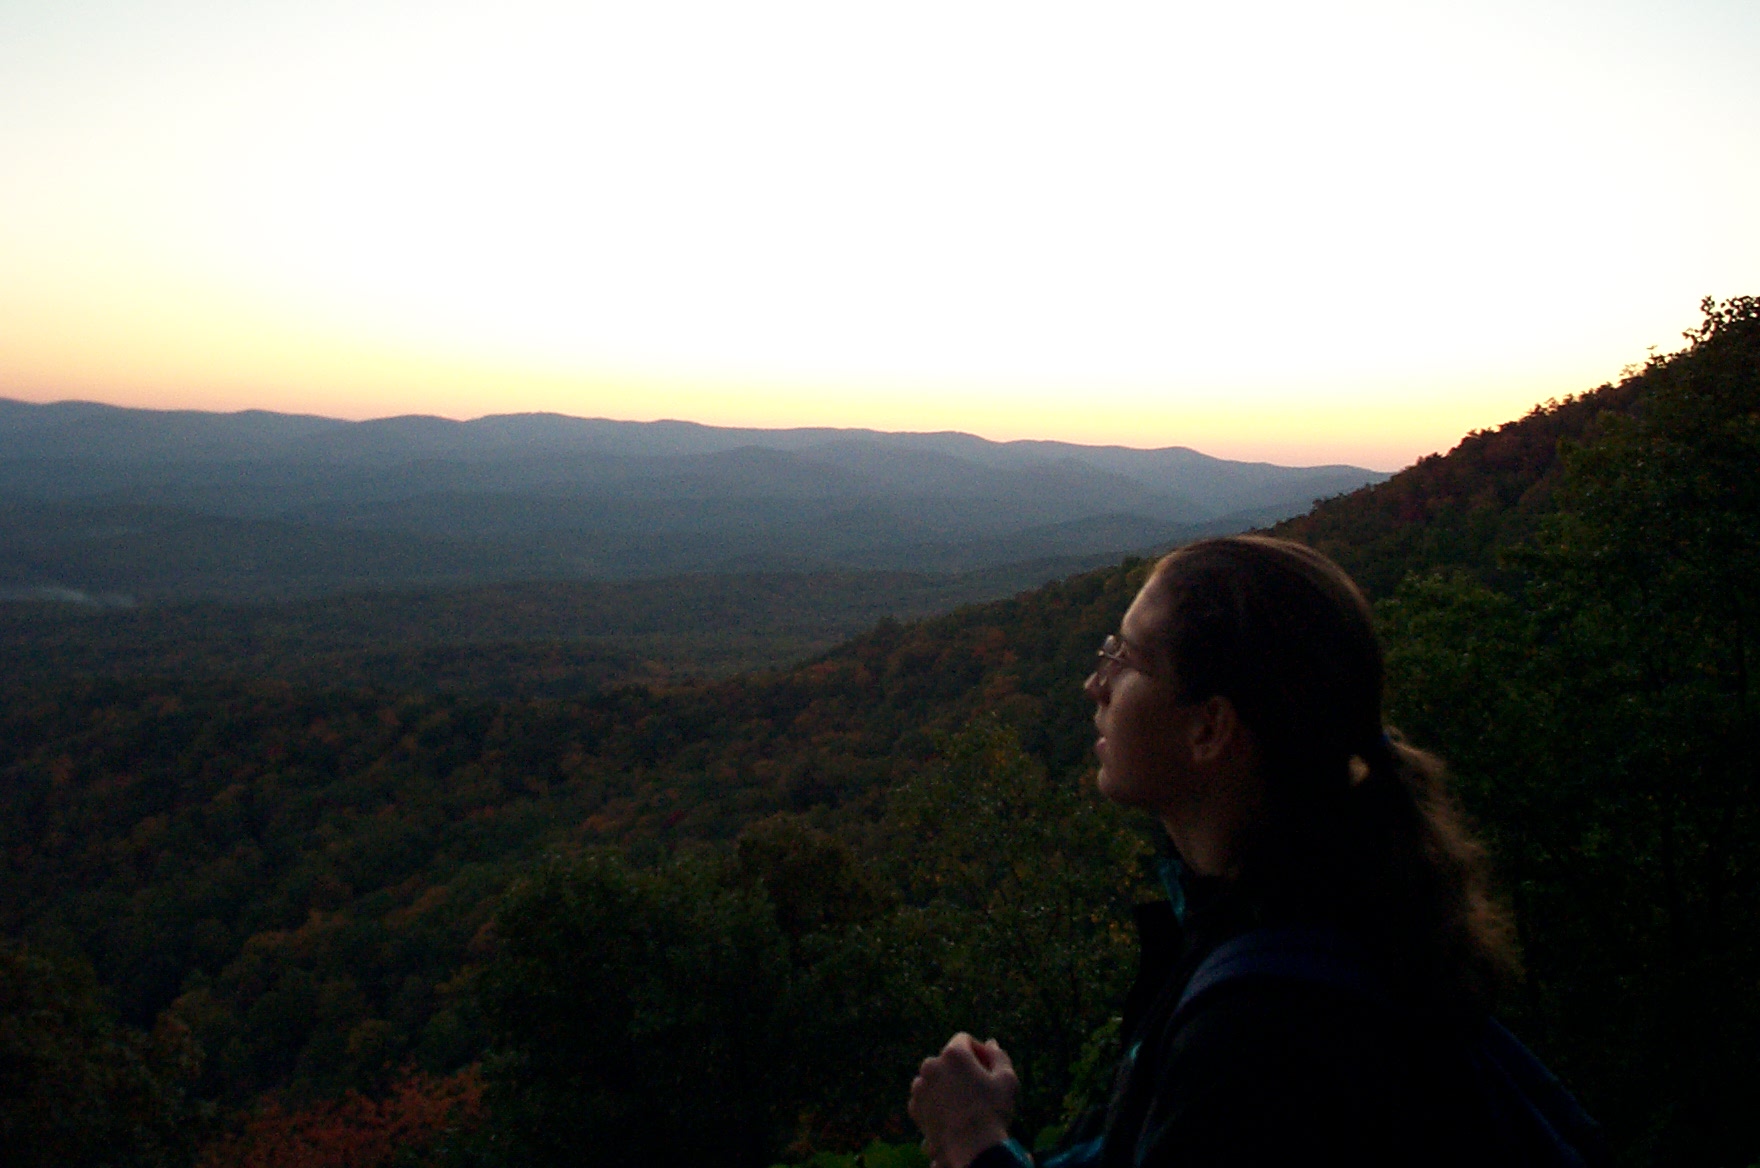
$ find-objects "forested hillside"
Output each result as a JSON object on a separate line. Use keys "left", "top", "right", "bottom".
{"left": 1269, "top": 375, "right": 1643, "bottom": 597}
{"left": 1, "top": 568, "right": 1150, "bottom": 1165}
{"left": 0, "top": 561, "right": 1119, "bottom": 693}
{"left": 2, "top": 298, "right": 1756, "bottom": 1168}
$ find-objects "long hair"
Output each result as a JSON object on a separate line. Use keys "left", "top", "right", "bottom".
{"left": 1147, "top": 536, "right": 1519, "bottom": 1013}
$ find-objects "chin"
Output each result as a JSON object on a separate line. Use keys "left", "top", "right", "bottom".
{"left": 1094, "top": 767, "right": 1131, "bottom": 807}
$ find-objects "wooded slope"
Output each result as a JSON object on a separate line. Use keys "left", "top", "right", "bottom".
{"left": 3, "top": 298, "right": 1756, "bottom": 1167}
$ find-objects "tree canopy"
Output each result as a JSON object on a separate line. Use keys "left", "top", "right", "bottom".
{"left": 1, "top": 297, "right": 1756, "bottom": 1165}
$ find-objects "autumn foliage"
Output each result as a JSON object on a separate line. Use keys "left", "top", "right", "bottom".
{"left": 3, "top": 298, "right": 1757, "bottom": 1165}
{"left": 198, "top": 1069, "right": 484, "bottom": 1168}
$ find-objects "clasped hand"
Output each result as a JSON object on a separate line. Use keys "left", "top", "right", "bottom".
{"left": 907, "top": 1032, "right": 1019, "bottom": 1168}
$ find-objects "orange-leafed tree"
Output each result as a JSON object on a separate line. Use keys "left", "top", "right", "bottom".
{"left": 198, "top": 1068, "right": 484, "bottom": 1168}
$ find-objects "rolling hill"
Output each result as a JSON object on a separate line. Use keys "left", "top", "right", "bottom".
{"left": 0, "top": 400, "right": 1384, "bottom": 598}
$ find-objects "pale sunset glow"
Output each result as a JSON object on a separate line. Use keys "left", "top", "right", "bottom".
{"left": 3, "top": 0, "right": 1756, "bottom": 469}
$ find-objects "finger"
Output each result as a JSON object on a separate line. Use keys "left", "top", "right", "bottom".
{"left": 940, "top": 1042, "right": 983, "bottom": 1074}
{"left": 942, "top": 1031, "right": 975, "bottom": 1055}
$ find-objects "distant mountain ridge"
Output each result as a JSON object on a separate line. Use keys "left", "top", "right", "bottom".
{"left": 0, "top": 399, "right": 1387, "bottom": 597}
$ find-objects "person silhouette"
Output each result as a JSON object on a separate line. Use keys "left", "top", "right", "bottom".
{"left": 909, "top": 536, "right": 1601, "bottom": 1168}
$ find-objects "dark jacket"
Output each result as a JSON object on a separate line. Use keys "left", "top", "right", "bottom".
{"left": 975, "top": 869, "right": 1504, "bottom": 1168}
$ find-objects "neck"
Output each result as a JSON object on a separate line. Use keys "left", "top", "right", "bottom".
{"left": 1161, "top": 819, "right": 1240, "bottom": 879}
{"left": 1161, "top": 755, "right": 1264, "bottom": 879}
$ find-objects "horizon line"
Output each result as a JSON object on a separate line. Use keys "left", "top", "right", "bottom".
{"left": 1, "top": 393, "right": 1441, "bottom": 474}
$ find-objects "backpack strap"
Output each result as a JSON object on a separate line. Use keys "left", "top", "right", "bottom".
{"left": 1171, "top": 925, "right": 1610, "bottom": 1168}
{"left": 1173, "top": 925, "right": 1380, "bottom": 1020}
{"left": 1473, "top": 1018, "right": 1609, "bottom": 1168}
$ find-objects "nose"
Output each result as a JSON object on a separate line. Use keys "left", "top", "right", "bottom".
{"left": 1084, "top": 668, "right": 1106, "bottom": 703}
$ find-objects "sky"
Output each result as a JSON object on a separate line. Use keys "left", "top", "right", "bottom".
{"left": 1, "top": 1, "right": 1756, "bottom": 470}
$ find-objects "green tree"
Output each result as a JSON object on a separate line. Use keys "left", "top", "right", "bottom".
{"left": 1381, "top": 296, "right": 1760, "bottom": 1166}
{"left": 0, "top": 938, "right": 206, "bottom": 1167}
{"left": 1525, "top": 296, "right": 1760, "bottom": 1165}
{"left": 472, "top": 851, "right": 795, "bottom": 1167}
{"left": 736, "top": 814, "right": 888, "bottom": 948}
{"left": 875, "top": 718, "right": 1147, "bottom": 1135}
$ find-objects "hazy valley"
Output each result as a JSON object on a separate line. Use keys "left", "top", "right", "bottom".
{"left": 0, "top": 400, "right": 1386, "bottom": 688}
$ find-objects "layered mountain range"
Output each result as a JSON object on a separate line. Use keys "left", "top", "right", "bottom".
{"left": 0, "top": 399, "right": 1386, "bottom": 599}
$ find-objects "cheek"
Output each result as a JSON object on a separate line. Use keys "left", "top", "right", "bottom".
{"left": 1098, "top": 707, "right": 1154, "bottom": 798}
{"left": 1099, "top": 695, "right": 1178, "bottom": 804}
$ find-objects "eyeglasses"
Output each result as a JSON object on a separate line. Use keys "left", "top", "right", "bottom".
{"left": 1094, "top": 634, "right": 1146, "bottom": 683}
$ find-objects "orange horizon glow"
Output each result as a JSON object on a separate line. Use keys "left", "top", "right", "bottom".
{"left": 3, "top": 0, "right": 1755, "bottom": 475}
{"left": 0, "top": 360, "right": 1601, "bottom": 473}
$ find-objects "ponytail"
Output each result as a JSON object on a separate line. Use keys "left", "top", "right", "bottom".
{"left": 1150, "top": 539, "right": 1521, "bottom": 1015}
{"left": 1350, "top": 732, "right": 1519, "bottom": 1011}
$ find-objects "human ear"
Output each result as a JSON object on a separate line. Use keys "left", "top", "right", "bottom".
{"left": 1187, "top": 695, "right": 1244, "bottom": 765}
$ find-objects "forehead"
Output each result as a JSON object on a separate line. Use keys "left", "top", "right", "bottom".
{"left": 1120, "top": 578, "right": 1176, "bottom": 656}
